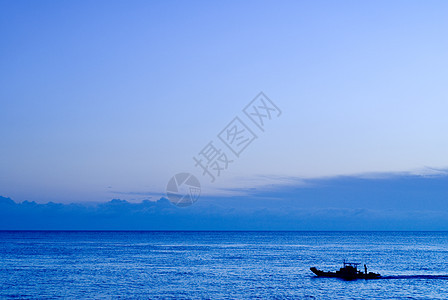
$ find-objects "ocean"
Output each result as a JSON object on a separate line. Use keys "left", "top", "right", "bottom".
{"left": 0, "top": 231, "right": 447, "bottom": 299}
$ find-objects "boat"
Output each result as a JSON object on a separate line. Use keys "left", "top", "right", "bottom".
{"left": 310, "top": 261, "right": 381, "bottom": 280}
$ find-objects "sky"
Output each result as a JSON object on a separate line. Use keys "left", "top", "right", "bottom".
{"left": 1, "top": 0, "right": 448, "bottom": 228}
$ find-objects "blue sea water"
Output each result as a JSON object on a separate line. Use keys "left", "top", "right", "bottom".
{"left": 0, "top": 231, "right": 447, "bottom": 299}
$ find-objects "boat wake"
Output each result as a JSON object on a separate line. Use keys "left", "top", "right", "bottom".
{"left": 381, "top": 275, "right": 448, "bottom": 280}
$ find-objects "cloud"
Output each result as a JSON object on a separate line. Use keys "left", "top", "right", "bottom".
{"left": 1, "top": 171, "right": 448, "bottom": 230}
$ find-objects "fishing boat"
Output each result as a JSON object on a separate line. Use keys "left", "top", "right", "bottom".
{"left": 310, "top": 261, "right": 381, "bottom": 280}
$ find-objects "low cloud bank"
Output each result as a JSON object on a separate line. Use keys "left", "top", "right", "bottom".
{"left": 1, "top": 173, "right": 447, "bottom": 230}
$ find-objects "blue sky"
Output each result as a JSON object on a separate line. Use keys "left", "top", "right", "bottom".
{"left": 1, "top": 0, "right": 448, "bottom": 215}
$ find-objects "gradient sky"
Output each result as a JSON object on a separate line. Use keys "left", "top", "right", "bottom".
{"left": 1, "top": 0, "right": 448, "bottom": 204}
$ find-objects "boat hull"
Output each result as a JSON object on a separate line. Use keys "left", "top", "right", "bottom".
{"left": 310, "top": 267, "right": 381, "bottom": 280}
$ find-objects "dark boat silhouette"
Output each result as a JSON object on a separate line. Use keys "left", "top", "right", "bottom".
{"left": 310, "top": 261, "right": 381, "bottom": 280}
